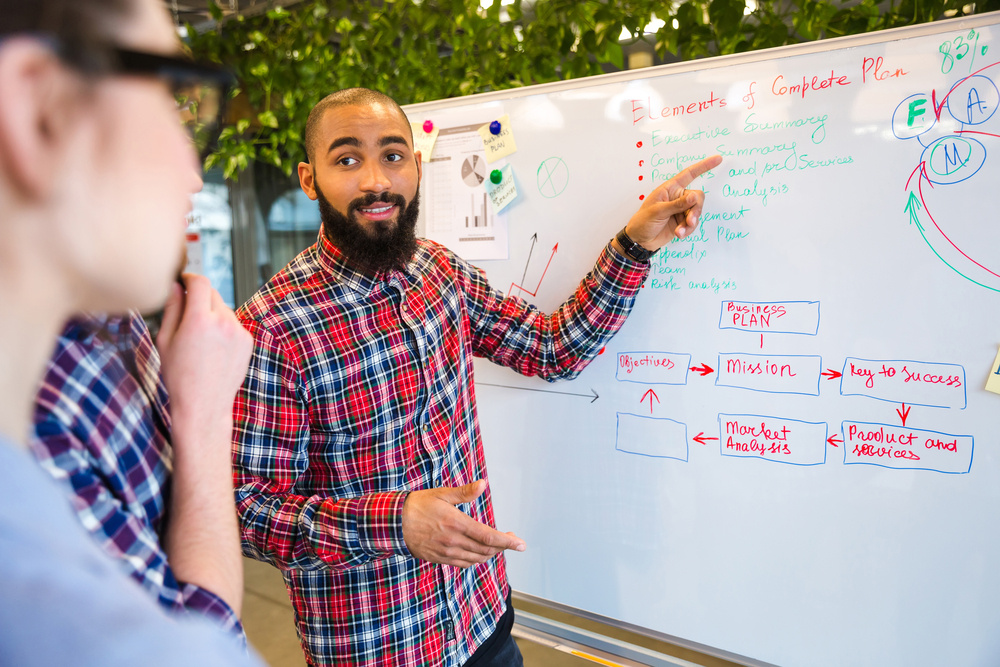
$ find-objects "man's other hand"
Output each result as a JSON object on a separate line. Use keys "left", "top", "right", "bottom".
{"left": 402, "top": 480, "right": 526, "bottom": 568}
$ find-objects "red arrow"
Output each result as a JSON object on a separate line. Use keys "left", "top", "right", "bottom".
{"left": 510, "top": 243, "right": 558, "bottom": 298}
{"left": 931, "top": 88, "right": 945, "bottom": 121}
{"left": 640, "top": 388, "right": 659, "bottom": 414}
{"left": 821, "top": 369, "right": 842, "bottom": 380}
{"left": 910, "top": 153, "right": 999, "bottom": 280}
{"left": 693, "top": 432, "right": 718, "bottom": 445}
{"left": 905, "top": 161, "right": 933, "bottom": 192}
{"left": 689, "top": 363, "right": 714, "bottom": 377}
{"left": 827, "top": 434, "right": 843, "bottom": 447}
{"left": 897, "top": 403, "right": 911, "bottom": 426}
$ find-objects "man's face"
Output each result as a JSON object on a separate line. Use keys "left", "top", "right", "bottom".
{"left": 299, "top": 102, "right": 422, "bottom": 272}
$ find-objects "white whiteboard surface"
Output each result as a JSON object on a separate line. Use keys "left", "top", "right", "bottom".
{"left": 406, "top": 14, "right": 1000, "bottom": 667}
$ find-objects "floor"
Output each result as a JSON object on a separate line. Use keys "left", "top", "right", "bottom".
{"left": 242, "top": 557, "right": 743, "bottom": 667}
{"left": 241, "top": 557, "right": 593, "bottom": 667}
{"left": 242, "top": 557, "right": 307, "bottom": 667}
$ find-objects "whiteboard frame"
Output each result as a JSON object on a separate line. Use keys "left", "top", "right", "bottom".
{"left": 404, "top": 11, "right": 1000, "bottom": 117}
{"left": 513, "top": 591, "right": 775, "bottom": 667}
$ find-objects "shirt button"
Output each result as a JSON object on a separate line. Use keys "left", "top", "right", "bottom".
{"left": 421, "top": 423, "right": 430, "bottom": 433}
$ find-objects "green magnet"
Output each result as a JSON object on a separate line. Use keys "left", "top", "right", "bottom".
{"left": 490, "top": 169, "right": 503, "bottom": 184}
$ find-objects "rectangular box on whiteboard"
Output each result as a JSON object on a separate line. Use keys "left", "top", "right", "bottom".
{"left": 615, "top": 413, "right": 688, "bottom": 462}
{"left": 718, "top": 300, "right": 820, "bottom": 334}
{"left": 615, "top": 351, "right": 690, "bottom": 384}
{"left": 716, "top": 353, "right": 822, "bottom": 395}
{"left": 840, "top": 358, "right": 967, "bottom": 408}
{"left": 842, "top": 421, "right": 974, "bottom": 474}
{"left": 719, "top": 413, "right": 828, "bottom": 465}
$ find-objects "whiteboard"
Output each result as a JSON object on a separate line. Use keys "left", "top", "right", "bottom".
{"left": 405, "top": 13, "right": 1000, "bottom": 667}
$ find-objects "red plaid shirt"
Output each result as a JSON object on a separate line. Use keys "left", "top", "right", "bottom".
{"left": 233, "top": 234, "right": 648, "bottom": 666}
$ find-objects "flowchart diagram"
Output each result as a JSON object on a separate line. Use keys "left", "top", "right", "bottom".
{"left": 614, "top": 299, "right": 974, "bottom": 474}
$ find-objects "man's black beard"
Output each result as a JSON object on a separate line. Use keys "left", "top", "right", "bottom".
{"left": 316, "top": 183, "right": 420, "bottom": 275}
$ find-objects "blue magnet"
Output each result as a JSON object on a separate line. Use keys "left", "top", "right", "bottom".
{"left": 489, "top": 120, "right": 502, "bottom": 135}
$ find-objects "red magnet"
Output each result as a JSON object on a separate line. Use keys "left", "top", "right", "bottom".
{"left": 422, "top": 120, "right": 434, "bottom": 133}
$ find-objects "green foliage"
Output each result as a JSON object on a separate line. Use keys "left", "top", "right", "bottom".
{"left": 186, "top": 0, "right": 984, "bottom": 180}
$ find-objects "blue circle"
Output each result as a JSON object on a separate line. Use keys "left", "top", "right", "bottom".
{"left": 946, "top": 75, "right": 999, "bottom": 126}
{"left": 919, "top": 135, "right": 986, "bottom": 185}
{"left": 892, "top": 93, "right": 935, "bottom": 141}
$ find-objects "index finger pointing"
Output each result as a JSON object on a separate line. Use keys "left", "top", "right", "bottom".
{"left": 155, "top": 282, "right": 185, "bottom": 350}
{"left": 463, "top": 517, "right": 526, "bottom": 552}
{"left": 178, "top": 273, "right": 212, "bottom": 315}
{"left": 670, "top": 154, "right": 723, "bottom": 189}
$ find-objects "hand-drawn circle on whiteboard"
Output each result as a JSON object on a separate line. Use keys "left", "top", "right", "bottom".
{"left": 461, "top": 154, "right": 485, "bottom": 187}
{"left": 920, "top": 135, "right": 986, "bottom": 185}
{"left": 537, "top": 157, "right": 569, "bottom": 198}
{"left": 892, "top": 94, "right": 936, "bottom": 140}
{"left": 945, "top": 75, "right": 999, "bottom": 125}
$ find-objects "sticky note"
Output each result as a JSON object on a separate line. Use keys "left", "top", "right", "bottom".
{"left": 410, "top": 121, "right": 439, "bottom": 162}
{"left": 986, "top": 345, "right": 1000, "bottom": 395}
{"left": 477, "top": 114, "right": 517, "bottom": 163}
{"left": 485, "top": 164, "right": 518, "bottom": 213}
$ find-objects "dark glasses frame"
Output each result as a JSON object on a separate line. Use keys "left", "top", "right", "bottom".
{"left": 108, "top": 47, "right": 235, "bottom": 93}
{"left": 51, "top": 38, "right": 236, "bottom": 162}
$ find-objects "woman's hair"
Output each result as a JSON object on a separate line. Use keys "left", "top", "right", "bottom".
{"left": 0, "top": 0, "right": 134, "bottom": 54}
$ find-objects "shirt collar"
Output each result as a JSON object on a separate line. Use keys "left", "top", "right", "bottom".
{"left": 64, "top": 312, "right": 125, "bottom": 343}
{"left": 62, "top": 312, "right": 170, "bottom": 427}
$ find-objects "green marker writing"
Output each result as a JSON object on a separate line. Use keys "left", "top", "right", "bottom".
{"left": 907, "top": 99, "right": 927, "bottom": 127}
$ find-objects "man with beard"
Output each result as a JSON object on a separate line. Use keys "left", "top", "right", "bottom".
{"left": 232, "top": 87, "right": 721, "bottom": 667}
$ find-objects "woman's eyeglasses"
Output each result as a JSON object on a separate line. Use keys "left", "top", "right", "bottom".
{"left": 113, "top": 48, "right": 235, "bottom": 162}
{"left": 55, "top": 40, "right": 236, "bottom": 162}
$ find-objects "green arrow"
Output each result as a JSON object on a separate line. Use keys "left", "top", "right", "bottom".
{"left": 909, "top": 201, "right": 999, "bottom": 293}
{"left": 904, "top": 191, "right": 922, "bottom": 229}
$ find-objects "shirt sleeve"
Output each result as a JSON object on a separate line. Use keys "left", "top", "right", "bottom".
{"left": 232, "top": 319, "right": 410, "bottom": 572}
{"left": 31, "top": 390, "right": 245, "bottom": 637}
{"left": 464, "top": 242, "right": 650, "bottom": 381}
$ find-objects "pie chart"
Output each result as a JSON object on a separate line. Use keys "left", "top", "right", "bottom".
{"left": 461, "top": 155, "right": 486, "bottom": 187}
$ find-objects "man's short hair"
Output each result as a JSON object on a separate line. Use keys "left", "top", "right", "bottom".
{"left": 304, "top": 88, "right": 412, "bottom": 164}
